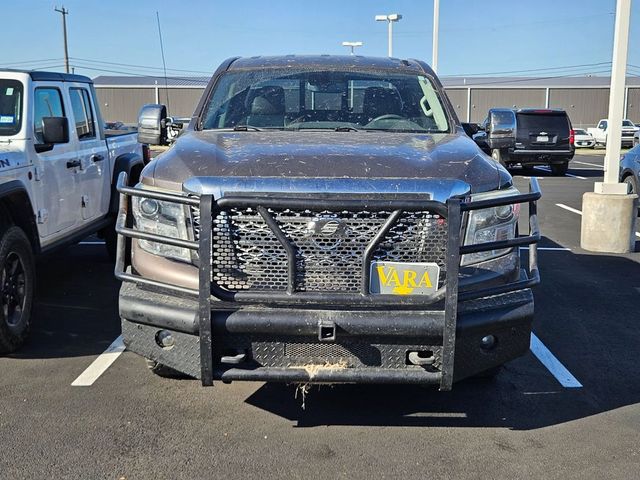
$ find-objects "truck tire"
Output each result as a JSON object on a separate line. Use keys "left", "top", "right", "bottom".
{"left": 104, "top": 223, "right": 117, "bottom": 262}
{"left": 491, "top": 148, "right": 509, "bottom": 168}
{"left": 550, "top": 162, "right": 568, "bottom": 176}
{"left": 0, "top": 227, "right": 35, "bottom": 354}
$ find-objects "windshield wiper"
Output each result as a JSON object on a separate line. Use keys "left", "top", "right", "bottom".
{"left": 232, "top": 125, "right": 263, "bottom": 132}
{"left": 334, "top": 126, "right": 359, "bottom": 132}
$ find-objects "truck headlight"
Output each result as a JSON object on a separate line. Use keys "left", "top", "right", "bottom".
{"left": 461, "top": 187, "right": 520, "bottom": 266}
{"left": 132, "top": 194, "right": 193, "bottom": 263}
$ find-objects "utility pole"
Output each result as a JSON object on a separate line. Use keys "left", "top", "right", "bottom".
{"left": 580, "top": 0, "right": 637, "bottom": 253}
{"left": 54, "top": 6, "right": 70, "bottom": 73}
{"left": 432, "top": 0, "right": 440, "bottom": 72}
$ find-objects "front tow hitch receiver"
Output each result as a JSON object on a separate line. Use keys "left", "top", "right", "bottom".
{"left": 318, "top": 320, "right": 336, "bottom": 342}
{"left": 408, "top": 350, "right": 436, "bottom": 366}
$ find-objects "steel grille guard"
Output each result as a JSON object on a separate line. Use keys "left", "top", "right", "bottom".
{"left": 115, "top": 172, "right": 541, "bottom": 388}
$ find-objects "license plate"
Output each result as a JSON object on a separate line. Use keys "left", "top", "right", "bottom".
{"left": 536, "top": 135, "right": 549, "bottom": 142}
{"left": 369, "top": 261, "right": 440, "bottom": 296}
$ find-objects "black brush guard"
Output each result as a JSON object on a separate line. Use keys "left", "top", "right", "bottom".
{"left": 115, "top": 173, "right": 541, "bottom": 390}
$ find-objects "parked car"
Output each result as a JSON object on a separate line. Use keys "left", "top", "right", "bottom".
{"left": 573, "top": 128, "right": 595, "bottom": 148}
{"left": 115, "top": 55, "right": 541, "bottom": 390}
{"left": 587, "top": 119, "right": 639, "bottom": 147}
{"left": 0, "top": 70, "right": 146, "bottom": 353}
{"left": 620, "top": 145, "right": 639, "bottom": 196}
{"left": 472, "top": 108, "right": 574, "bottom": 175}
{"left": 634, "top": 129, "right": 639, "bottom": 147}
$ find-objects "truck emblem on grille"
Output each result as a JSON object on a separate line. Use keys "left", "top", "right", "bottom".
{"left": 305, "top": 218, "right": 347, "bottom": 248}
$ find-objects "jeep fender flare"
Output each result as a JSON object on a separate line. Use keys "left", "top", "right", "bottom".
{"left": 0, "top": 180, "right": 40, "bottom": 252}
{"left": 110, "top": 153, "right": 144, "bottom": 215}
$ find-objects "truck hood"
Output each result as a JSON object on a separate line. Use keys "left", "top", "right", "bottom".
{"left": 144, "top": 130, "right": 506, "bottom": 198}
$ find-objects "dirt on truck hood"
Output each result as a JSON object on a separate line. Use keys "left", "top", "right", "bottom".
{"left": 143, "top": 130, "right": 507, "bottom": 195}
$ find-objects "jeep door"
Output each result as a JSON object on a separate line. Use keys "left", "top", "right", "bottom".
{"left": 32, "top": 85, "right": 80, "bottom": 236}
{"left": 67, "top": 84, "right": 109, "bottom": 221}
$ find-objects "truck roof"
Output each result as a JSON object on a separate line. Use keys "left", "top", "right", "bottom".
{"left": 227, "top": 55, "right": 430, "bottom": 74}
{"left": 0, "top": 69, "right": 92, "bottom": 84}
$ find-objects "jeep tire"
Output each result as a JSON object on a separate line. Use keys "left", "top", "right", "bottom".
{"left": 0, "top": 227, "right": 35, "bottom": 354}
{"left": 491, "top": 148, "right": 509, "bottom": 168}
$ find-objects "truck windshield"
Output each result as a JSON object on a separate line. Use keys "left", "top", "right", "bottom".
{"left": 0, "top": 80, "right": 23, "bottom": 136}
{"left": 202, "top": 68, "right": 450, "bottom": 133}
{"left": 623, "top": 120, "right": 635, "bottom": 127}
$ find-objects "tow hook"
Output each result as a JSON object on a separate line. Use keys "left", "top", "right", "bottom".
{"left": 220, "top": 351, "right": 247, "bottom": 365}
{"left": 408, "top": 351, "right": 435, "bottom": 366}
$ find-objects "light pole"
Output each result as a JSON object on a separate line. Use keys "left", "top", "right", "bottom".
{"left": 342, "top": 41, "right": 363, "bottom": 56}
{"left": 432, "top": 0, "right": 440, "bottom": 72}
{"left": 580, "top": 0, "right": 637, "bottom": 253}
{"left": 375, "top": 13, "right": 402, "bottom": 57}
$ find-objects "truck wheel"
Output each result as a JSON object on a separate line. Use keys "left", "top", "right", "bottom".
{"left": 145, "top": 358, "right": 192, "bottom": 379}
{"left": 491, "top": 149, "right": 509, "bottom": 168}
{"left": 0, "top": 227, "right": 35, "bottom": 354}
{"left": 550, "top": 162, "right": 568, "bottom": 176}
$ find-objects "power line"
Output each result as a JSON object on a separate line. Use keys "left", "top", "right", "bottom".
{"left": 444, "top": 62, "right": 612, "bottom": 78}
{"left": 70, "top": 57, "right": 212, "bottom": 75}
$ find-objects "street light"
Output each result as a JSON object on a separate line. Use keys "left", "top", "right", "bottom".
{"left": 342, "top": 41, "right": 363, "bottom": 55}
{"left": 375, "top": 13, "right": 402, "bottom": 57}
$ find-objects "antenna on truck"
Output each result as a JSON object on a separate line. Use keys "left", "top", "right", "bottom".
{"left": 156, "top": 11, "right": 170, "bottom": 114}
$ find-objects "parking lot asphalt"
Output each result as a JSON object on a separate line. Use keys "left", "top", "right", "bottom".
{"left": 1, "top": 153, "right": 639, "bottom": 480}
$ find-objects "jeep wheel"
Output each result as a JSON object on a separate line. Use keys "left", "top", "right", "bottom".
{"left": 0, "top": 227, "right": 35, "bottom": 354}
{"left": 491, "top": 148, "right": 509, "bottom": 168}
{"left": 550, "top": 162, "right": 568, "bottom": 176}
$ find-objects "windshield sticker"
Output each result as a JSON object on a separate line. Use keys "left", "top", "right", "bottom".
{"left": 0, "top": 115, "right": 14, "bottom": 124}
{"left": 5, "top": 88, "right": 14, "bottom": 95}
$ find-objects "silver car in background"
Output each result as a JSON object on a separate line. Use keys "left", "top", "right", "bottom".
{"left": 573, "top": 128, "right": 595, "bottom": 148}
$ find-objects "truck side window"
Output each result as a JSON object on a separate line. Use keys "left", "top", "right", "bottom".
{"left": 69, "top": 88, "right": 96, "bottom": 140}
{"left": 34, "top": 88, "right": 65, "bottom": 144}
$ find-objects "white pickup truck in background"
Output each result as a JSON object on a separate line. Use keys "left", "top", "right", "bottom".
{"left": 0, "top": 70, "right": 147, "bottom": 353}
{"left": 587, "top": 118, "right": 639, "bottom": 147}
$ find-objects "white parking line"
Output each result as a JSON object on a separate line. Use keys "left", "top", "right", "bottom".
{"left": 536, "top": 166, "right": 587, "bottom": 180}
{"left": 556, "top": 203, "right": 582, "bottom": 215}
{"left": 572, "top": 160, "right": 603, "bottom": 169}
{"left": 530, "top": 333, "right": 582, "bottom": 388}
{"left": 556, "top": 203, "right": 640, "bottom": 237}
{"left": 71, "top": 335, "right": 125, "bottom": 387}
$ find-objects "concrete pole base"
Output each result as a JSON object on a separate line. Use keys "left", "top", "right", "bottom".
{"left": 580, "top": 192, "right": 638, "bottom": 253}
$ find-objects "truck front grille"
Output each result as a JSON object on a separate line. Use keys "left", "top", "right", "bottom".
{"left": 192, "top": 207, "right": 447, "bottom": 293}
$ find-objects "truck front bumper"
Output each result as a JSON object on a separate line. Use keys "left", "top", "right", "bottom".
{"left": 120, "top": 282, "right": 534, "bottom": 384}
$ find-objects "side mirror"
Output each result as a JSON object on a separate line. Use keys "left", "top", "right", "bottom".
{"left": 42, "top": 117, "right": 69, "bottom": 144}
{"left": 137, "top": 104, "right": 167, "bottom": 145}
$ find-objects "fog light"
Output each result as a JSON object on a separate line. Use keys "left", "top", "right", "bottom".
{"left": 480, "top": 335, "right": 496, "bottom": 350}
{"left": 155, "top": 330, "right": 175, "bottom": 349}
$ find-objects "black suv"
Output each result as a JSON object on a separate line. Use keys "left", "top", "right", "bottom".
{"left": 472, "top": 108, "right": 575, "bottom": 175}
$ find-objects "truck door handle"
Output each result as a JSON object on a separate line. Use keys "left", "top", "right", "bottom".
{"left": 91, "top": 154, "right": 104, "bottom": 162}
{"left": 66, "top": 160, "right": 81, "bottom": 169}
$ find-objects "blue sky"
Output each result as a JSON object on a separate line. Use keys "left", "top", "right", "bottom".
{"left": 4, "top": 0, "right": 640, "bottom": 79}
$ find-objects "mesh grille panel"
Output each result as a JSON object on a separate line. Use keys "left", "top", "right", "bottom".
{"left": 197, "top": 206, "right": 447, "bottom": 293}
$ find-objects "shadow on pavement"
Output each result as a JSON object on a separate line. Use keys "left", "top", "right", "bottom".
{"left": 7, "top": 241, "right": 121, "bottom": 359}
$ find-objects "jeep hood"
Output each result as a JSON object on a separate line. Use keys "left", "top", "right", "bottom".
{"left": 143, "top": 130, "right": 508, "bottom": 198}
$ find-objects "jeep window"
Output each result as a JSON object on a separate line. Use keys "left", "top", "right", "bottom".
{"left": 34, "top": 87, "right": 65, "bottom": 143}
{"left": 69, "top": 87, "right": 96, "bottom": 140}
{"left": 0, "top": 80, "right": 23, "bottom": 136}
{"left": 202, "top": 68, "right": 450, "bottom": 133}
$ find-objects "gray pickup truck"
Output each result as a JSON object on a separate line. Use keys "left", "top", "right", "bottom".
{"left": 115, "top": 56, "right": 541, "bottom": 390}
